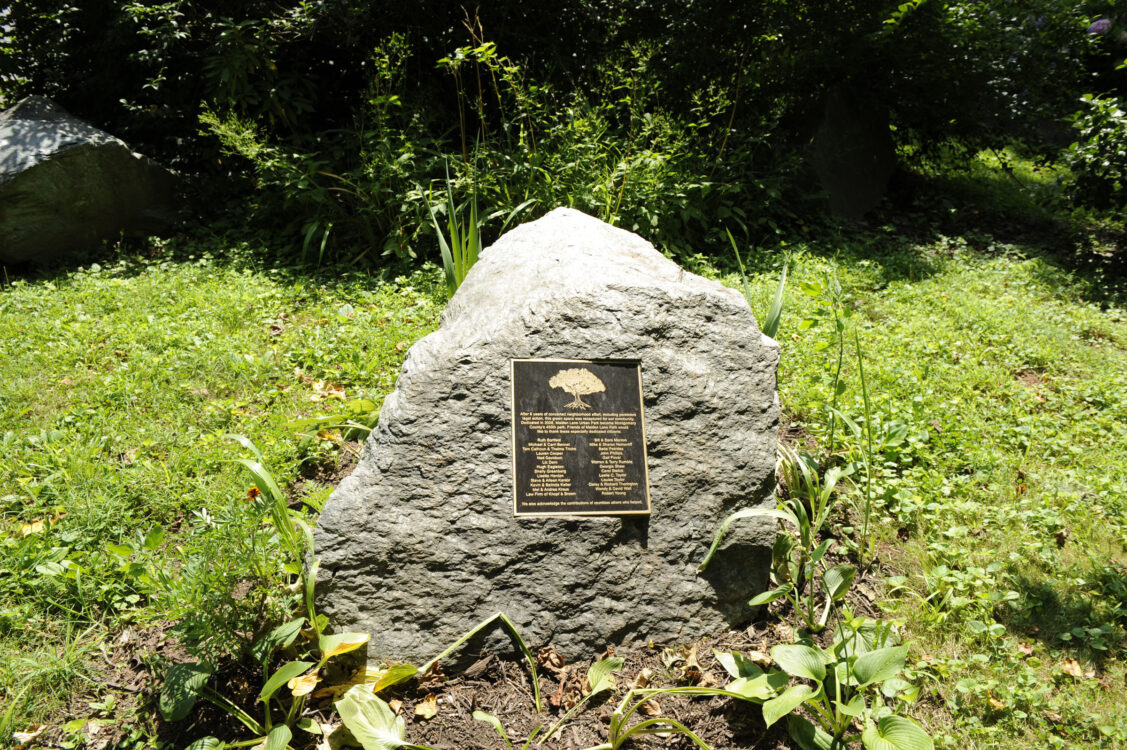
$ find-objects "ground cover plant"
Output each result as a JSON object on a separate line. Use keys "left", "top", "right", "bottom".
{"left": 2, "top": 145, "right": 1127, "bottom": 749}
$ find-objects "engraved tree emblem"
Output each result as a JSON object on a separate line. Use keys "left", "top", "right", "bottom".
{"left": 549, "top": 368, "right": 606, "bottom": 410}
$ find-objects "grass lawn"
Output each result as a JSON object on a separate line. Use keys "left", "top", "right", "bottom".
{"left": 2, "top": 172, "right": 1126, "bottom": 748}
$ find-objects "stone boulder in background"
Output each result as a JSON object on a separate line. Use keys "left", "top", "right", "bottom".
{"left": 0, "top": 96, "right": 176, "bottom": 265}
{"left": 315, "top": 208, "right": 780, "bottom": 665}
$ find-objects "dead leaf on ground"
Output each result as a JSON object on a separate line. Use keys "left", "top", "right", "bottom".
{"left": 639, "top": 699, "right": 663, "bottom": 716}
{"left": 631, "top": 667, "right": 653, "bottom": 689}
{"left": 414, "top": 694, "right": 439, "bottom": 720}
{"left": 537, "top": 646, "right": 568, "bottom": 679}
{"left": 12, "top": 725, "right": 46, "bottom": 745}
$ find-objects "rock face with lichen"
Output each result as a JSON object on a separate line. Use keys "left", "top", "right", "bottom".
{"left": 315, "top": 208, "right": 779, "bottom": 664}
{"left": 0, "top": 96, "right": 175, "bottom": 264}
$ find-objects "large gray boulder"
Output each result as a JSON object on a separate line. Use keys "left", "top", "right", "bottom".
{"left": 0, "top": 96, "right": 175, "bottom": 264}
{"left": 315, "top": 208, "right": 780, "bottom": 664}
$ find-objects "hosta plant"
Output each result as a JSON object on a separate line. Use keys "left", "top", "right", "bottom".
{"left": 763, "top": 614, "right": 932, "bottom": 750}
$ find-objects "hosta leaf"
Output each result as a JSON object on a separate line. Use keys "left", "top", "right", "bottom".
{"left": 587, "top": 657, "right": 624, "bottom": 695}
{"left": 727, "top": 670, "right": 789, "bottom": 701}
{"left": 823, "top": 564, "right": 856, "bottom": 601}
{"left": 185, "top": 738, "right": 222, "bottom": 750}
{"left": 335, "top": 685, "right": 407, "bottom": 750}
{"left": 861, "top": 715, "right": 935, "bottom": 750}
{"left": 371, "top": 664, "right": 420, "bottom": 694}
{"left": 714, "top": 651, "right": 764, "bottom": 680}
{"left": 750, "top": 585, "right": 791, "bottom": 607}
{"left": 296, "top": 717, "right": 323, "bottom": 734}
{"left": 261, "top": 661, "right": 314, "bottom": 702}
{"left": 763, "top": 684, "right": 814, "bottom": 728}
{"left": 853, "top": 646, "right": 908, "bottom": 687}
{"left": 160, "top": 662, "right": 212, "bottom": 722}
{"left": 771, "top": 644, "right": 826, "bottom": 681}
{"left": 788, "top": 715, "right": 837, "bottom": 750}
{"left": 837, "top": 693, "right": 866, "bottom": 717}
{"left": 264, "top": 724, "right": 292, "bottom": 750}
{"left": 251, "top": 618, "right": 305, "bottom": 666}
{"left": 319, "top": 632, "right": 370, "bottom": 661}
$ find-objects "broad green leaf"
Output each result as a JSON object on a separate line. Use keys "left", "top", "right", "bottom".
{"left": 336, "top": 685, "right": 407, "bottom": 750}
{"left": 587, "top": 657, "right": 623, "bottom": 695}
{"left": 837, "top": 693, "right": 866, "bottom": 717}
{"left": 771, "top": 644, "right": 826, "bottom": 681}
{"left": 319, "top": 631, "right": 370, "bottom": 661}
{"left": 853, "top": 646, "right": 908, "bottom": 687}
{"left": 185, "top": 738, "right": 223, "bottom": 750}
{"left": 143, "top": 525, "right": 164, "bottom": 550}
{"left": 260, "top": 661, "right": 314, "bottom": 702}
{"left": 296, "top": 718, "right": 323, "bottom": 734}
{"left": 106, "top": 544, "right": 133, "bottom": 557}
{"left": 160, "top": 662, "right": 212, "bottom": 722}
{"left": 727, "top": 670, "right": 789, "bottom": 701}
{"left": 763, "top": 684, "right": 815, "bottom": 728}
{"left": 788, "top": 715, "right": 837, "bottom": 750}
{"left": 371, "top": 664, "right": 420, "bottom": 694}
{"left": 251, "top": 618, "right": 305, "bottom": 666}
{"left": 750, "top": 585, "right": 791, "bottom": 607}
{"left": 823, "top": 564, "right": 856, "bottom": 601}
{"left": 861, "top": 715, "right": 935, "bottom": 750}
{"left": 713, "top": 651, "right": 764, "bottom": 680}
{"left": 264, "top": 725, "right": 292, "bottom": 750}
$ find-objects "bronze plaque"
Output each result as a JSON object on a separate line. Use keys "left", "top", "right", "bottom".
{"left": 510, "top": 358, "right": 651, "bottom": 517}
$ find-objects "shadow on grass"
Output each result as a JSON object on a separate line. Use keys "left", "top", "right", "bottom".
{"left": 1002, "top": 562, "right": 1127, "bottom": 665}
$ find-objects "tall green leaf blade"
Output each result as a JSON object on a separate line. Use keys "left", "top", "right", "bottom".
{"left": 853, "top": 646, "right": 908, "bottom": 687}
{"left": 472, "top": 711, "right": 513, "bottom": 750}
{"left": 763, "top": 684, "right": 814, "bottom": 728}
{"left": 861, "top": 715, "right": 934, "bottom": 750}
{"left": 770, "top": 644, "right": 826, "bottom": 681}
{"left": 762, "top": 259, "right": 788, "bottom": 338}
{"left": 698, "top": 508, "right": 795, "bottom": 571}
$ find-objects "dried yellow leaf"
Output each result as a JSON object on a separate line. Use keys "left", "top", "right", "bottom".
{"left": 289, "top": 669, "right": 321, "bottom": 697}
{"left": 414, "top": 694, "right": 439, "bottom": 720}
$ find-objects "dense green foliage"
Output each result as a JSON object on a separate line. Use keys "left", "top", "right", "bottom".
{"left": 2, "top": 1, "right": 1124, "bottom": 264}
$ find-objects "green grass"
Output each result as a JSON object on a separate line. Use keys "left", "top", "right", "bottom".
{"left": 2, "top": 156, "right": 1127, "bottom": 748}
{"left": 736, "top": 229, "right": 1127, "bottom": 748}
{"left": 0, "top": 245, "right": 443, "bottom": 741}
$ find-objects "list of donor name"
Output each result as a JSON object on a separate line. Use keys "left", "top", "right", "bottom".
{"left": 519, "top": 411, "right": 641, "bottom": 501}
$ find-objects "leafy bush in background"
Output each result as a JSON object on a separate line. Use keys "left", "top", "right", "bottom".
{"left": 1066, "top": 94, "right": 1127, "bottom": 207}
{"left": 2, "top": 0, "right": 1123, "bottom": 262}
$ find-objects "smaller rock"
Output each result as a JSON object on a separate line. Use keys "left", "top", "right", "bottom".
{"left": 0, "top": 96, "right": 176, "bottom": 264}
